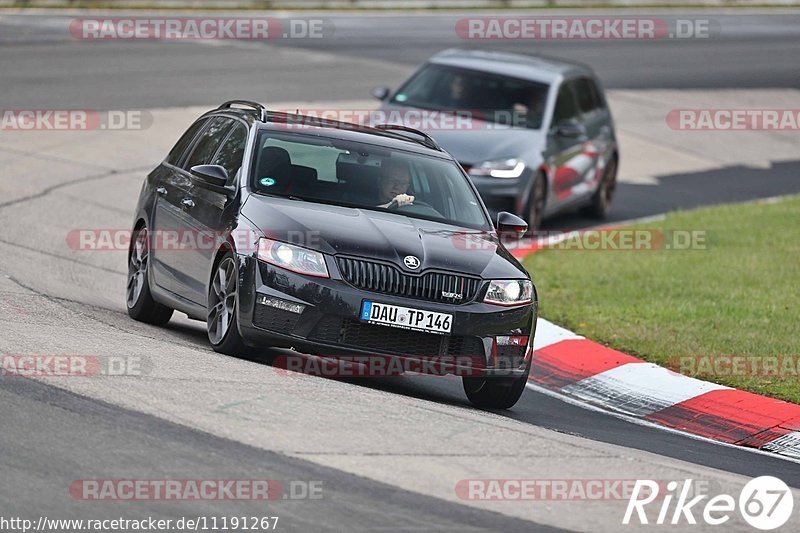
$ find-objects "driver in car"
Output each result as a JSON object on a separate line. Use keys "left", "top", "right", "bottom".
{"left": 378, "top": 159, "right": 415, "bottom": 208}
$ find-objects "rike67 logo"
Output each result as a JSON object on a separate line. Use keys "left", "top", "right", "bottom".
{"left": 624, "top": 476, "right": 794, "bottom": 529}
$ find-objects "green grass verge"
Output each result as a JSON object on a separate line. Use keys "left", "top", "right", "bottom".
{"left": 524, "top": 195, "right": 800, "bottom": 404}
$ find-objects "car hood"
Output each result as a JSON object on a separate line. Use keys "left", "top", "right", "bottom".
{"left": 380, "top": 104, "right": 546, "bottom": 166}
{"left": 241, "top": 195, "right": 527, "bottom": 280}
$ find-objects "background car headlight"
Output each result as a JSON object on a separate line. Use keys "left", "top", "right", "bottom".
{"left": 484, "top": 280, "right": 533, "bottom": 306}
{"left": 469, "top": 158, "right": 526, "bottom": 178}
{"left": 256, "top": 238, "right": 329, "bottom": 278}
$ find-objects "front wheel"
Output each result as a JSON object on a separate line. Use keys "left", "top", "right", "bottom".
{"left": 207, "top": 252, "right": 246, "bottom": 356}
{"left": 462, "top": 359, "right": 531, "bottom": 409}
{"left": 582, "top": 156, "right": 617, "bottom": 219}
{"left": 524, "top": 174, "right": 546, "bottom": 231}
{"left": 126, "top": 225, "right": 173, "bottom": 326}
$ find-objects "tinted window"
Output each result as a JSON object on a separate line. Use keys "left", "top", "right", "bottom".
{"left": 251, "top": 132, "right": 490, "bottom": 230}
{"left": 553, "top": 83, "right": 579, "bottom": 123}
{"left": 212, "top": 123, "right": 248, "bottom": 184}
{"left": 588, "top": 78, "right": 606, "bottom": 110}
{"left": 575, "top": 78, "right": 599, "bottom": 114}
{"left": 166, "top": 119, "right": 207, "bottom": 166}
{"left": 183, "top": 117, "right": 234, "bottom": 170}
{"left": 390, "top": 64, "right": 549, "bottom": 129}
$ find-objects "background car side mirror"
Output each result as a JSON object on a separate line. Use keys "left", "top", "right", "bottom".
{"left": 497, "top": 211, "right": 528, "bottom": 241}
{"left": 554, "top": 119, "right": 586, "bottom": 139}
{"left": 372, "top": 86, "right": 391, "bottom": 101}
{"left": 190, "top": 164, "right": 228, "bottom": 187}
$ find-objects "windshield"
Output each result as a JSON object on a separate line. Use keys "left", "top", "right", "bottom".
{"left": 390, "top": 64, "right": 550, "bottom": 129}
{"left": 251, "top": 131, "right": 491, "bottom": 230}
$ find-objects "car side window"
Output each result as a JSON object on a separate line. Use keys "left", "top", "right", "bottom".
{"left": 182, "top": 117, "right": 234, "bottom": 171}
{"left": 212, "top": 123, "right": 248, "bottom": 184}
{"left": 575, "top": 77, "right": 598, "bottom": 115}
{"left": 588, "top": 78, "right": 606, "bottom": 110}
{"left": 166, "top": 119, "right": 207, "bottom": 166}
{"left": 553, "top": 82, "right": 579, "bottom": 124}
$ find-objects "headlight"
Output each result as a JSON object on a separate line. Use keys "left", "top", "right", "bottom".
{"left": 484, "top": 280, "right": 533, "bottom": 306}
{"left": 469, "top": 158, "right": 525, "bottom": 178}
{"left": 256, "top": 238, "right": 329, "bottom": 278}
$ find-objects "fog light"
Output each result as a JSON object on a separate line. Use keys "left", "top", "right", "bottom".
{"left": 495, "top": 335, "right": 529, "bottom": 346}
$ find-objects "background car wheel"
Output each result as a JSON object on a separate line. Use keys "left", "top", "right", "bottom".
{"left": 582, "top": 156, "right": 618, "bottom": 219}
{"left": 525, "top": 174, "right": 546, "bottom": 231}
{"left": 207, "top": 252, "right": 246, "bottom": 356}
{"left": 462, "top": 359, "right": 531, "bottom": 409}
{"left": 126, "top": 225, "right": 173, "bottom": 326}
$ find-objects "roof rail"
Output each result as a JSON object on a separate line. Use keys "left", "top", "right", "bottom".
{"left": 218, "top": 100, "right": 267, "bottom": 122}
{"left": 372, "top": 124, "right": 442, "bottom": 151}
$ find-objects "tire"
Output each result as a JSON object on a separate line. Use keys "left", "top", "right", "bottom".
{"left": 582, "top": 155, "right": 618, "bottom": 219}
{"left": 126, "top": 225, "right": 173, "bottom": 326}
{"left": 524, "top": 174, "right": 546, "bottom": 231}
{"left": 207, "top": 251, "right": 246, "bottom": 356}
{"left": 462, "top": 359, "right": 531, "bottom": 409}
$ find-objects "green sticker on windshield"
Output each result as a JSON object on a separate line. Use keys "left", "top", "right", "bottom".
{"left": 260, "top": 177, "right": 276, "bottom": 187}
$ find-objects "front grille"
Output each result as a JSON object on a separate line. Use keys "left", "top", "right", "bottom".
{"left": 336, "top": 257, "right": 481, "bottom": 304}
{"left": 309, "top": 316, "right": 485, "bottom": 359}
{"left": 253, "top": 305, "right": 302, "bottom": 335}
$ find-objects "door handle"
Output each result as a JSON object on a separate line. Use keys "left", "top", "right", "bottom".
{"left": 181, "top": 198, "right": 195, "bottom": 209}
{"left": 156, "top": 186, "right": 167, "bottom": 196}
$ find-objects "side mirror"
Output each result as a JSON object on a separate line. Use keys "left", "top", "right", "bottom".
{"left": 497, "top": 211, "right": 528, "bottom": 241}
{"left": 190, "top": 164, "right": 228, "bottom": 187}
{"left": 372, "top": 86, "right": 391, "bottom": 101}
{"left": 554, "top": 119, "right": 585, "bottom": 139}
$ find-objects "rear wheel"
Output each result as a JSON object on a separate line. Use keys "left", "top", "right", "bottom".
{"left": 582, "top": 156, "right": 617, "bottom": 219}
{"left": 524, "top": 174, "right": 546, "bottom": 231}
{"left": 126, "top": 225, "right": 173, "bottom": 326}
{"left": 462, "top": 359, "right": 531, "bottom": 409}
{"left": 207, "top": 252, "right": 246, "bottom": 356}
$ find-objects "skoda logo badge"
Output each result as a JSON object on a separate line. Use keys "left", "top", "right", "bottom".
{"left": 403, "top": 255, "right": 421, "bottom": 270}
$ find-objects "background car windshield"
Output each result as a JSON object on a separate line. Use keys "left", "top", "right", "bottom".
{"left": 390, "top": 64, "right": 550, "bottom": 129}
{"left": 252, "top": 132, "right": 490, "bottom": 229}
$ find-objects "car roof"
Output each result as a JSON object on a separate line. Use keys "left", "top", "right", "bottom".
{"left": 255, "top": 121, "right": 450, "bottom": 159}
{"left": 428, "top": 48, "right": 594, "bottom": 84}
{"left": 202, "top": 104, "right": 451, "bottom": 158}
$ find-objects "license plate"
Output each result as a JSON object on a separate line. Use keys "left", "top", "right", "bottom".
{"left": 360, "top": 301, "right": 452, "bottom": 335}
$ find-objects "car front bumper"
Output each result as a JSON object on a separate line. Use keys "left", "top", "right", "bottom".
{"left": 235, "top": 255, "right": 536, "bottom": 378}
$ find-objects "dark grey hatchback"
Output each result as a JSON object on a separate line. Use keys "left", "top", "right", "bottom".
{"left": 127, "top": 101, "right": 537, "bottom": 408}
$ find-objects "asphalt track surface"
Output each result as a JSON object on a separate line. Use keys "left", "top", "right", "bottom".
{"left": 1, "top": 10, "right": 799, "bottom": 531}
